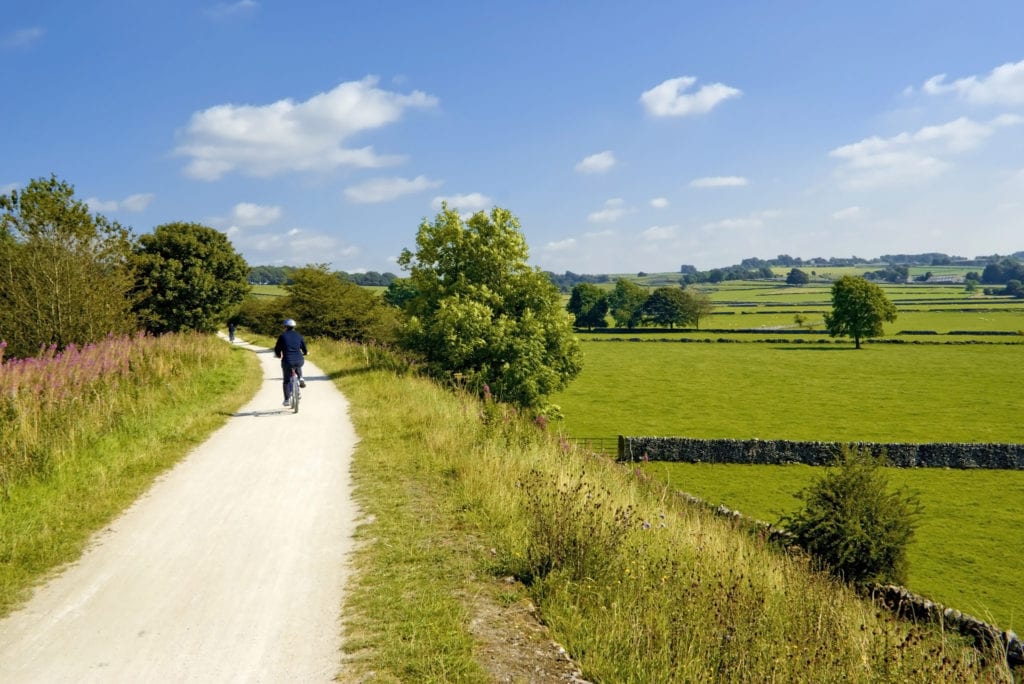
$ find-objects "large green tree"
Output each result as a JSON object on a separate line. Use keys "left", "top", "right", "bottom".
{"left": 566, "top": 282, "right": 609, "bottom": 330}
{"left": 642, "top": 287, "right": 692, "bottom": 328}
{"left": 284, "top": 265, "right": 399, "bottom": 343}
{"left": 397, "top": 204, "right": 582, "bottom": 408}
{"left": 0, "top": 175, "right": 135, "bottom": 358}
{"left": 824, "top": 276, "right": 897, "bottom": 349}
{"left": 607, "top": 278, "right": 648, "bottom": 328}
{"left": 132, "top": 222, "right": 249, "bottom": 333}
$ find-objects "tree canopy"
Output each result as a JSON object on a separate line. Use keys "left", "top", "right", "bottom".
{"left": 396, "top": 204, "right": 581, "bottom": 408}
{"left": 283, "top": 265, "right": 399, "bottom": 343}
{"left": 566, "top": 282, "right": 609, "bottom": 329}
{"left": 0, "top": 175, "right": 136, "bottom": 358}
{"left": 786, "top": 268, "right": 810, "bottom": 285}
{"left": 823, "top": 276, "right": 897, "bottom": 349}
{"left": 132, "top": 222, "right": 249, "bottom": 334}
{"left": 607, "top": 278, "right": 648, "bottom": 329}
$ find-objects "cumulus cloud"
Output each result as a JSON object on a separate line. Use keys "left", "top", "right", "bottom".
{"left": 1, "top": 27, "right": 44, "bottom": 49}
{"left": 231, "top": 226, "right": 360, "bottom": 266}
{"left": 650, "top": 197, "right": 669, "bottom": 208}
{"left": 830, "top": 115, "right": 1021, "bottom": 189}
{"left": 206, "top": 1, "right": 259, "bottom": 19}
{"left": 832, "top": 206, "right": 864, "bottom": 221}
{"left": 345, "top": 175, "right": 442, "bottom": 203}
{"left": 587, "top": 198, "right": 632, "bottom": 223}
{"left": 700, "top": 209, "right": 778, "bottom": 232}
{"left": 689, "top": 176, "right": 748, "bottom": 188}
{"left": 176, "top": 76, "right": 438, "bottom": 180}
{"left": 85, "top": 193, "right": 155, "bottom": 213}
{"left": 643, "top": 225, "right": 677, "bottom": 240}
{"left": 431, "top": 192, "right": 491, "bottom": 212}
{"left": 640, "top": 76, "right": 741, "bottom": 117}
{"left": 922, "top": 58, "right": 1024, "bottom": 105}
{"left": 544, "top": 238, "right": 577, "bottom": 251}
{"left": 575, "top": 151, "right": 616, "bottom": 174}
{"left": 232, "top": 202, "right": 281, "bottom": 226}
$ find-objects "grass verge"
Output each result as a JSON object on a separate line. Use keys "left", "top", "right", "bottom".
{"left": 0, "top": 337, "right": 258, "bottom": 616}
{"left": 314, "top": 339, "right": 1014, "bottom": 683}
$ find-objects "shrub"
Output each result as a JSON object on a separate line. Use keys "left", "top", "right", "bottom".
{"left": 781, "top": 448, "right": 921, "bottom": 587}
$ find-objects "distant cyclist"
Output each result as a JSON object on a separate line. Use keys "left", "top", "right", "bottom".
{"left": 274, "top": 318, "right": 308, "bottom": 406}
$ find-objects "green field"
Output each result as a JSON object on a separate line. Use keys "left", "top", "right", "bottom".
{"left": 553, "top": 341, "right": 1024, "bottom": 444}
{"left": 645, "top": 462, "right": 1024, "bottom": 631}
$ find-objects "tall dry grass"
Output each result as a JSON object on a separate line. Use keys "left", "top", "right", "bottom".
{"left": 0, "top": 332, "right": 234, "bottom": 496}
{"left": 315, "top": 339, "right": 1013, "bottom": 683}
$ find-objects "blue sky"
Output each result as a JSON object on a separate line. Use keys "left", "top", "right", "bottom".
{"left": 3, "top": 2, "right": 1024, "bottom": 274}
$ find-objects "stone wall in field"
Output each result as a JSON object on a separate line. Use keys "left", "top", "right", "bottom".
{"left": 671, "top": 488, "right": 1024, "bottom": 668}
{"left": 618, "top": 436, "right": 1024, "bottom": 470}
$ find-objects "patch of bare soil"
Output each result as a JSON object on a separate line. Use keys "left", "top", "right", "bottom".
{"left": 468, "top": 576, "right": 591, "bottom": 683}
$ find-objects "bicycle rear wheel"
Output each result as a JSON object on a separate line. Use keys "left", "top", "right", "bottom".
{"left": 290, "top": 374, "right": 300, "bottom": 413}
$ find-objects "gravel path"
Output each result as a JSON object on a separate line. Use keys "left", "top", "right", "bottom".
{"left": 0, "top": 339, "right": 359, "bottom": 682}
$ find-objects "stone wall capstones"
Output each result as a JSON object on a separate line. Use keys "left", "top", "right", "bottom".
{"left": 618, "top": 436, "right": 1024, "bottom": 470}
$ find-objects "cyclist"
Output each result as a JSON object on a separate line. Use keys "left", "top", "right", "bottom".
{"left": 274, "top": 318, "right": 308, "bottom": 406}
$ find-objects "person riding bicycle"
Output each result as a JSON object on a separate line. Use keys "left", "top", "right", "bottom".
{"left": 274, "top": 318, "right": 308, "bottom": 406}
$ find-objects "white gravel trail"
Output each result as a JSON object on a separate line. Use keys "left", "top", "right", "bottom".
{"left": 0, "top": 339, "right": 359, "bottom": 683}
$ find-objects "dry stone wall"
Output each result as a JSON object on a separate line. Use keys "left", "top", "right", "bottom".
{"left": 619, "top": 436, "right": 1024, "bottom": 469}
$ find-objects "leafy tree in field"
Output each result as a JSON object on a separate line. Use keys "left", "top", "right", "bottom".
{"left": 823, "top": 276, "right": 897, "bottom": 349}
{"left": 607, "top": 278, "right": 648, "bottom": 328}
{"left": 566, "top": 282, "right": 609, "bottom": 329}
{"left": 786, "top": 268, "right": 810, "bottom": 285}
{"left": 132, "top": 222, "right": 249, "bottom": 333}
{"left": 642, "top": 287, "right": 692, "bottom": 328}
{"left": 781, "top": 449, "right": 920, "bottom": 587}
{"left": 684, "top": 287, "right": 714, "bottom": 329}
{"left": 284, "top": 265, "right": 400, "bottom": 343}
{"left": 396, "top": 204, "right": 582, "bottom": 408}
{"left": 0, "top": 175, "right": 135, "bottom": 358}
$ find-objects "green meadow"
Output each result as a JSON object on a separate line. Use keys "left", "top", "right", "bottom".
{"left": 551, "top": 276, "right": 1024, "bottom": 636}
{"left": 553, "top": 340, "right": 1024, "bottom": 444}
{"left": 645, "top": 462, "right": 1024, "bottom": 631}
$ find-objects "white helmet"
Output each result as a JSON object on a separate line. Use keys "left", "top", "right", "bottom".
{"left": 283, "top": 318, "right": 296, "bottom": 328}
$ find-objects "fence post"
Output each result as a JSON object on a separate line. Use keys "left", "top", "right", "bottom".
{"left": 618, "top": 435, "right": 625, "bottom": 460}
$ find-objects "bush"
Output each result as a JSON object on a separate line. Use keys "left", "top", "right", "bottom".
{"left": 781, "top": 448, "right": 920, "bottom": 587}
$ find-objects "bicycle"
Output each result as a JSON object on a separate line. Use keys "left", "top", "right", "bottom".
{"left": 288, "top": 368, "right": 302, "bottom": 413}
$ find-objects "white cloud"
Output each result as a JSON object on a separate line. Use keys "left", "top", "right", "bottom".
{"left": 544, "top": 238, "right": 577, "bottom": 251}
{"left": 345, "top": 175, "right": 442, "bottom": 203}
{"left": 231, "top": 226, "right": 360, "bottom": 266}
{"left": 700, "top": 209, "right": 777, "bottom": 232}
{"left": 232, "top": 202, "right": 281, "bottom": 226}
{"left": 176, "top": 76, "right": 438, "bottom": 180}
{"left": 689, "top": 176, "right": 748, "bottom": 188}
{"left": 832, "top": 206, "right": 864, "bottom": 221}
{"left": 643, "top": 225, "right": 677, "bottom": 240}
{"left": 120, "top": 193, "right": 156, "bottom": 212}
{"left": 206, "top": 1, "right": 259, "bottom": 19}
{"left": 1, "top": 27, "right": 44, "bottom": 50}
{"left": 922, "top": 58, "right": 1024, "bottom": 105}
{"left": 85, "top": 193, "right": 155, "bottom": 213}
{"left": 575, "top": 150, "right": 616, "bottom": 174}
{"left": 650, "top": 197, "right": 669, "bottom": 208}
{"left": 829, "top": 115, "right": 1022, "bottom": 189}
{"left": 640, "top": 76, "right": 741, "bottom": 117}
{"left": 587, "top": 198, "right": 632, "bottom": 223}
{"left": 431, "top": 192, "right": 491, "bottom": 212}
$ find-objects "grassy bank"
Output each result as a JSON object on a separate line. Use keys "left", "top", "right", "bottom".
{"left": 644, "top": 462, "right": 1024, "bottom": 631}
{"left": 314, "top": 340, "right": 1012, "bottom": 682}
{"left": 0, "top": 334, "right": 258, "bottom": 616}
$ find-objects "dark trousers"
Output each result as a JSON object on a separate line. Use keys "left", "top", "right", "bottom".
{"left": 281, "top": 362, "right": 304, "bottom": 399}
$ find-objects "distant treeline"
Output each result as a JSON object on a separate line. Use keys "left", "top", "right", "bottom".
{"left": 250, "top": 265, "right": 397, "bottom": 287}
{"left": 252, "top": 251, "right": 1024, "bottom": 293}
